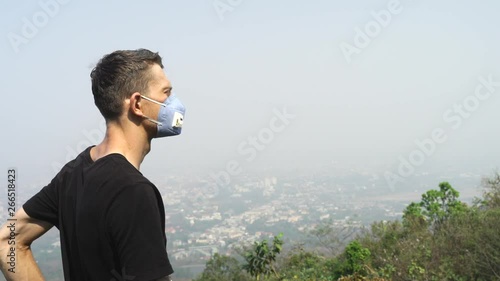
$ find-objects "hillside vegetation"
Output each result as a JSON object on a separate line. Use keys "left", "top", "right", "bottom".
{"left": 194, "top": 173, "right": 500, "bottom": 281}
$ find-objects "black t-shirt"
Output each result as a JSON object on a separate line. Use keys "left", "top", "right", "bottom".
{"left": 23, "top": 146, "right": 174, "bottom": 281}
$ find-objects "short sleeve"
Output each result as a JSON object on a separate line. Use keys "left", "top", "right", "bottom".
{"left": 23, "top": 177, "right": 59, "bottom": 227}
{"left": 106, "top": 183, "right": 173, "bottom": 280}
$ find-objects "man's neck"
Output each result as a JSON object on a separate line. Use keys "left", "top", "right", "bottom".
{"left": 90, "top": 121, "right": 151, "bottom": 170}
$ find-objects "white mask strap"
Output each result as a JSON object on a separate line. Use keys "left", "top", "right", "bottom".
{"left": 144, "top": 115, "right": 163, "bottom": 126}
{"left": 140, "top": 95, "right": 166, "bottom": 126}
{"left": 140, "top": 95, "right": 167, "bottom": 107}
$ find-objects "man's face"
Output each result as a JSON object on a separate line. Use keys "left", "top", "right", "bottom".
{"left": 143, "top": 64, "right": 172, "bottom": 113}
{"left": 147, "top": 63, "right": 172, "bottom": 103}
{"left": 141, "top": 64, "right": 173, "bottom": 135}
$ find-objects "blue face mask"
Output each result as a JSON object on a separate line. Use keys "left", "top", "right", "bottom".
{"left": 140, "top": 94, "right": 185, "bottom": 138}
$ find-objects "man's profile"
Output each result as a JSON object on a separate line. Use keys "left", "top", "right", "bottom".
{"left": 0, "top": 49, "right": 185, "bottom": 281}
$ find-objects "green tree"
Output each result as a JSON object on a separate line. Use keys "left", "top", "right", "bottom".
{"left": 473, "top": 208, "right": 500, "bottom": 280}
{"left": 278, "top": 246, "right": 337, "bottom": 280}
{"left": 421, "top": 182, "right": 466, "bottom": 224}
{"left": 310, "top": 220, "right": 357, "bottom": 256}
{"left": 242, "top": 233, "right": 283, "bottom": 280}
{"left": 402, "top": 202, "right": 426, "bottom": 228}
{"left": 404, "top": 182, "right": 467, "bottom": 228}
{"left": 336, "top": 240, "right": 371, "bottom": 277}
{"left": 194, "top": 253, "right": 251, "bottom": 281}
{"left": 480, "top": 172, "right": 500, "bottom": 209}
{"left": 365, "top": 182, "right": 471, "bottom": 280}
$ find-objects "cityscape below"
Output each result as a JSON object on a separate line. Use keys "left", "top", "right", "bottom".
{"left": 0, "top": 166, "right": 488, "bottom": 280}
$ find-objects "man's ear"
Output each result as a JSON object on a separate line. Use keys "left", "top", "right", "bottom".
{"left": 128, "top": 92, "right": 144, "bottom": 118}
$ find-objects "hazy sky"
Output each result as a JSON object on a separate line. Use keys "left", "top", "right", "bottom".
{"left": 1, "top": 0, "right": 500, "bottom": 188}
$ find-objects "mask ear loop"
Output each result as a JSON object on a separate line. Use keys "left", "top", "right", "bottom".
{"left": 144, "top": 116, "right": 162, "bottom": 126}
{"left": 140, "top": 95, "right": 167, "bottom": 126}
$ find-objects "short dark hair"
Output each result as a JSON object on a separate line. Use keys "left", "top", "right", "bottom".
{"left": 90, "top": 49, "right": 164, "bottom": 120}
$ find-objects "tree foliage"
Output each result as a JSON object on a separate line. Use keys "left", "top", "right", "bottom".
{"left": 403, "top": 182, "right": 467, "bottom": 228}
{"left": 195, "top": 176, "right": 500, "bottom": 281}
{"left": 193, "top": 253, "right": 251, "bottom": 281}
{"left": 242, "top": 233, "right": 283, "bottom": 280}
{"left": 337, "top": 241, "right": 371, "bottom": 276}
{"left": 480, "top": 172, "right": 500, "bottom": 208}
{"left": 420, "top": 182, "right": 467, "bottom": 225}
{"left": 309, "top": 220, "right": 357, "bottom": 256}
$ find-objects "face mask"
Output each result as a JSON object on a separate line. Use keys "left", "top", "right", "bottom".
{"left": 140, "top": 94, "right": 185, "bottom": 138}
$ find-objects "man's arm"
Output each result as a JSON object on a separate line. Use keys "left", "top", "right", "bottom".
{"left": 0, "top": 207, "right": 53, "bottom": 281}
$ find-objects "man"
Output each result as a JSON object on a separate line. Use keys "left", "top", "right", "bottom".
{"left": 0, "top": 49, "right": 185, "bottom": 281}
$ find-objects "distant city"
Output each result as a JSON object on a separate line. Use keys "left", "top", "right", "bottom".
{"left": 0, "top": 167, "right": 488, "bottom": 280}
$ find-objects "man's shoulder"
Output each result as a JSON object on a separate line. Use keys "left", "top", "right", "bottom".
{"left": 92, "top": 155, "right": 152, "bottom": 185}
{"left": 60, "top": 146, "right": 94, "bottom": 172}
{"left": 86, "top": 154, "right": 159, "bottom": 195}
{"left": 50, "top": 147, "right": 156, "bottom": 196}
{"left": 51, "top": 146, "right": 94, "bottom": 185}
